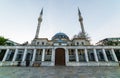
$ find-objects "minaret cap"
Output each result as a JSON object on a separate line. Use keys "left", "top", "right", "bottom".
{"left": 38, "top": 8, "right": 43, "bottom": 22}
{"left": 78, "top": 8, "right": 83, "bottom": 21}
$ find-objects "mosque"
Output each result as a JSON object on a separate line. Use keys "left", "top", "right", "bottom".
{"left": 0, "top": 8, "right": 120, "bottom": 66}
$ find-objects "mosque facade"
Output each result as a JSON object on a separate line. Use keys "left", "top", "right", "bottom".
{"left": 0, "top": 9, "right": 120, "bottom": 66}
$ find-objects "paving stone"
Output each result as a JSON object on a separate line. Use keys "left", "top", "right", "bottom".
{"left": 0, "top": 67, "right": 120, "bottom": 78}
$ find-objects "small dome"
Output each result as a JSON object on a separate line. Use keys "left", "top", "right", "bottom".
{"left": 52, "top": 32, "right": 69, "bottom": 40}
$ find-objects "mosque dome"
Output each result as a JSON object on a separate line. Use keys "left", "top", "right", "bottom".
{"left": 52, "top": 32, "right": 69, "bottom": 41}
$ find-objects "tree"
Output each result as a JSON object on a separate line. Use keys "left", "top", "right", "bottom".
{"left": 73, "top": 32, "right": 91, "bottom": 41}
{"left": 0, "top": 36, "right": 8, "bottom": 45}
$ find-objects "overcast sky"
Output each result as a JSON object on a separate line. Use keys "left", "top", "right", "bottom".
{"left": 0, "top": 0, "right": 120, "bottom": 44}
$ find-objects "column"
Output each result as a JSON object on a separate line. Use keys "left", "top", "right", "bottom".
{"left": 42, "top": 49, "right": 45, "bottom": 62}
{"left": 12, "top": 48, "right": 18, "bottom": 62}
{"left": 102, "top": 49, "right": 108, "bottom": 62}
{"left": 22, "top": 48, "right": 27, "bottom": 62}
{"left": 84, "top": 48, "right": 89, "bottom": 62}
{"left": 32, "top": 49, "right": 36, "bottom": 62}
{"left": 51, "top": 48, "right": 55, "bottom": 62}
{"left": 75, "top": 49, "right": 79, "bottom": 62}
{"left": 93, "top": 48, "right": 98, "bottom": 62}
{"left": 66, "top": 49, "right": 69, "bottom": 63}
{"left": 111, "top": 48, "right": 118, "bottom": 62}
{"left": 2, "top": 49, "right": 9, "bottom": 62}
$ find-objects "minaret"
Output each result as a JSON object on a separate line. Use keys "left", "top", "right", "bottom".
{"left": 78, "top": 8, "right": 85, "bottom": 37}
{"left": 35, "top": 8, "right": 43, "bottom": 38}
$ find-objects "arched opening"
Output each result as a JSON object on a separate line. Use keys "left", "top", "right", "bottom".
{"left": 55, "top": 48, "right": 65, "bottom": 66}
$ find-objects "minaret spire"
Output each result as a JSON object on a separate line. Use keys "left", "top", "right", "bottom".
{"left": 78, "top": 8, "right": 85, "bottom": 38}
{"left": 35, "top": 8, "right": 43, "bottom": 38}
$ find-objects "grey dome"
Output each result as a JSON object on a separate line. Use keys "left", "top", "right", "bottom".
{"left": 52, "top": 32, "right": 69, "bottom": 40}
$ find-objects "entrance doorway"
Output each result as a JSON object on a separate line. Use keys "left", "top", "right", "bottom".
{"left": 55, "top": 48, "right": 65, "bottom": 66}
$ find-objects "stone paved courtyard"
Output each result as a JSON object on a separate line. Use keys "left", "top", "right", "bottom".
{"left": 0, "top": 66, "right": 120, "bottom": 78}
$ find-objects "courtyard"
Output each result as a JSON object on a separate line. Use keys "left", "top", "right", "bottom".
{"left": 0, "top": 66, "right": 120, "bottom": 78}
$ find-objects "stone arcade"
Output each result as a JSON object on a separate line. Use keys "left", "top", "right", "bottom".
{"left": 0, "top": 9, "right": 120, "bottom": 66}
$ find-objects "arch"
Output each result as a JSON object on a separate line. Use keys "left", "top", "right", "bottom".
{"left": 55, "top": 48, "right": 65, "bottom": 66}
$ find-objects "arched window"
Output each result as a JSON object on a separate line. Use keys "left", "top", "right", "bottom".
{"left": 77, "top": 42, "right": 79, "bottom": 45}
{"left": 42, "top": 42, "right": 44, "bottom": 45}
{"left": 37, "top": 42, "right": 39, "bottom": 45}
{"left": 81, "top": 42, "right": 84, "bottom": 45}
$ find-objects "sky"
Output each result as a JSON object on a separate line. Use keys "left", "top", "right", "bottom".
{"left": 0, "top": 0, "right": 120, "bottom": 44}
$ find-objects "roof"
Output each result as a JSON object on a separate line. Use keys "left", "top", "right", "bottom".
{"left": 52, "top": 32, "right": 69, "bottom": 40}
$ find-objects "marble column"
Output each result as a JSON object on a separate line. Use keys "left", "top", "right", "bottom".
{"left": 111, "top": 48, "right": 118, "bottom": 62}
{"left": 84, "top": 48, "right": 89, "bottom": 62}
{"left": 75, "top": 49, "right": 79, "bottom": 62}
{"left": 93, "top": 48, "right": 98, "bottom": 62}
{"left": 12, "top": 48, "right": 18, "bottom": 62}
{"left": 2, "top": 49, "right": 9, "bottom": 62}
{"left": 51, "top": 48, "right": 55, "bottom": 62}
{"left": 42, "top": 49, "right": 45, "bottom": 62}
{"left": 102, "top": 49, "right": 108, "bottom": 62}
{"left": 32, "top": 49, "right": 36, "bottom": 62}
{"left": 65, "top": 49, "right": 69, "bottom": 63}
{"left": 22, "top": 48, "right": 27, "bottom": 62}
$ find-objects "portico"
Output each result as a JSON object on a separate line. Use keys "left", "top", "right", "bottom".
{"left": 0, "top": 46, "right": 120, "bottom": 66}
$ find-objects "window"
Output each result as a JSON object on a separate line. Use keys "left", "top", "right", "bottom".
{"left": 0, "top": 49, "right": 6, "bottom": 61}
{"left": 45, "top": 49, "right": 51, "bottom": 55}
{"left": 96, "top": 49, "right": 104, "bottom": 61}
{"left": 105, "top": 49, "right": 114, "bottom": 61}
{"left": 42, "top": 42, "right": 44, "bottom": 45}
{"left": 81, "top": 42, "right": 84, "bottom": 45}
{"left": 25, "top": 49, "right": 33, "bottom": 61}
{"left": 37, "top": 49, "right": 42, "bottom": 55}
{"left": 37, "top": 42, "right": 39, "bottom": 45}
{"left": 78, "top": 49, "right": 85, "bottom": 61}
{"left": 16, "top": 49, "right": 24, "bottom": 61}
{"left": 69, "top": 49, "right": 76, "bottom": 61}
{"left": 6, "top": 49, "right": 15, "bottom": 61}
{"left": 35, "top": 49, "right": 42, "bottom": 61}
{"left": 77, "top": 42, "right": 79, "bottom": 45}
{"left": 69, "top": 49, "right": 74, "bottom": 55}
{"left": 45, "top": 49, "right": 51, "bottom": 61}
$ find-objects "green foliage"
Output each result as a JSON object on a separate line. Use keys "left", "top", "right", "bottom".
{"left": 105, "top": 41, "right": 119, "bottom": 46}
{"left": 73, "top": 32, "right": 90, "bottom": 41}
{"left": 0, "top": 36, "right": 8, "bottom": 45}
